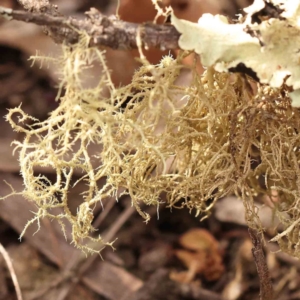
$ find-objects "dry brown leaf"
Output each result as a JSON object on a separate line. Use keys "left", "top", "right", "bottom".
{"left": 169, "top": 269, "right": 199, "bottom": 284}
{"left": 175, "top": 249, "right": 206, "bottom": 272}
{"left": 179, "top": 228, "right": 219, "bottom": 252}
{"left": 203, "top": 249, "right": 225, "bottom": 281}
{"left": 175, "top": 228, "right": 225, "bottom": 282}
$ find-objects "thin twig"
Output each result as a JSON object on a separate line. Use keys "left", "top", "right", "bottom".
{"left": 0, "top": 243, "right": 23, "bottom": 300}
{"left": 41, "top": 213, "right": 64, "bottom": 268}
{"left": 57, "top": 204, "right": 136, "bottom": 300}
{"left": 28, "top": 202, "right": 137, "bottom": 300}
{"left": 78, "top": 203, "right": 136, "bottom": 276}
{"left": 0, "top": 6, "right": 180, "bottom": 50}
{"left": 92, "top": 199, "right": 117, "bottom": 229}
{"left": 248, "top": 228, "right": 274, "bottom": 300}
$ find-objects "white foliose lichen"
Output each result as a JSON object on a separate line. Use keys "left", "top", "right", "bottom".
{"left": 171, "top": 0, "right": 300, "bottom": 106}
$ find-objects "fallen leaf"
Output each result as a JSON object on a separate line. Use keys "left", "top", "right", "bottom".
{"left": 175, "top": 228, "right": 225, "bottom": 282}
{"left": 179, "top": 228, "right": 219, "bottom": 252}
{"left": 175, "top": 249, "right": 206, "bottom": 272}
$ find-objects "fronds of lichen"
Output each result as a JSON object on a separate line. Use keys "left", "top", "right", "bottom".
{"left": 5, "top": 29, "right": 300, "bottom": 256}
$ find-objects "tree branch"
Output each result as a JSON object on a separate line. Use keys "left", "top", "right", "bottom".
{"left": 0, "top": 6, "right": 180, "bottom": 50}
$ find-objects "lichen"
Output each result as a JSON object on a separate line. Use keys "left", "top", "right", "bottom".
{"left": 5, "top": 3, "right": 300, "bottom": 257}
{"left": 171, "top": 0, "right": 300, "bottom": 106}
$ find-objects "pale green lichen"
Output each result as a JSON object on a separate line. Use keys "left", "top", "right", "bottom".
{"left": 5, "top": 3, "right": 300, "bottom": 258}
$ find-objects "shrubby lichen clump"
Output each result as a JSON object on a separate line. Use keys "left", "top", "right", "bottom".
{"left": 5, "top": 22, "right": 300, "bottom": 256}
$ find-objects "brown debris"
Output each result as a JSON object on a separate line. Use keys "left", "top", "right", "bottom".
{"left": 125, "top": 268, "right": 223, "bottom": 300}
{"left": 173, "top": 228, "right": 224, "bottom": 282}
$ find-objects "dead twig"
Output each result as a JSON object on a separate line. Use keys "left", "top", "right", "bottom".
{"left": 92, "top": 199, "right": 117, "bottom": 229}
{"left": 0, "top": 243, "right": 23, "bottom": 300}
{"left": 28, "top": 203, "right": 137, "bottom": 300}
{"left": 57, "top": 204, "right": 136, "bottom": 300}
{"left": 249, "top": 228, "right": 274, "bottom": 300}
{"left": 0, "top": 6, "right": 180, "bottom": 50}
